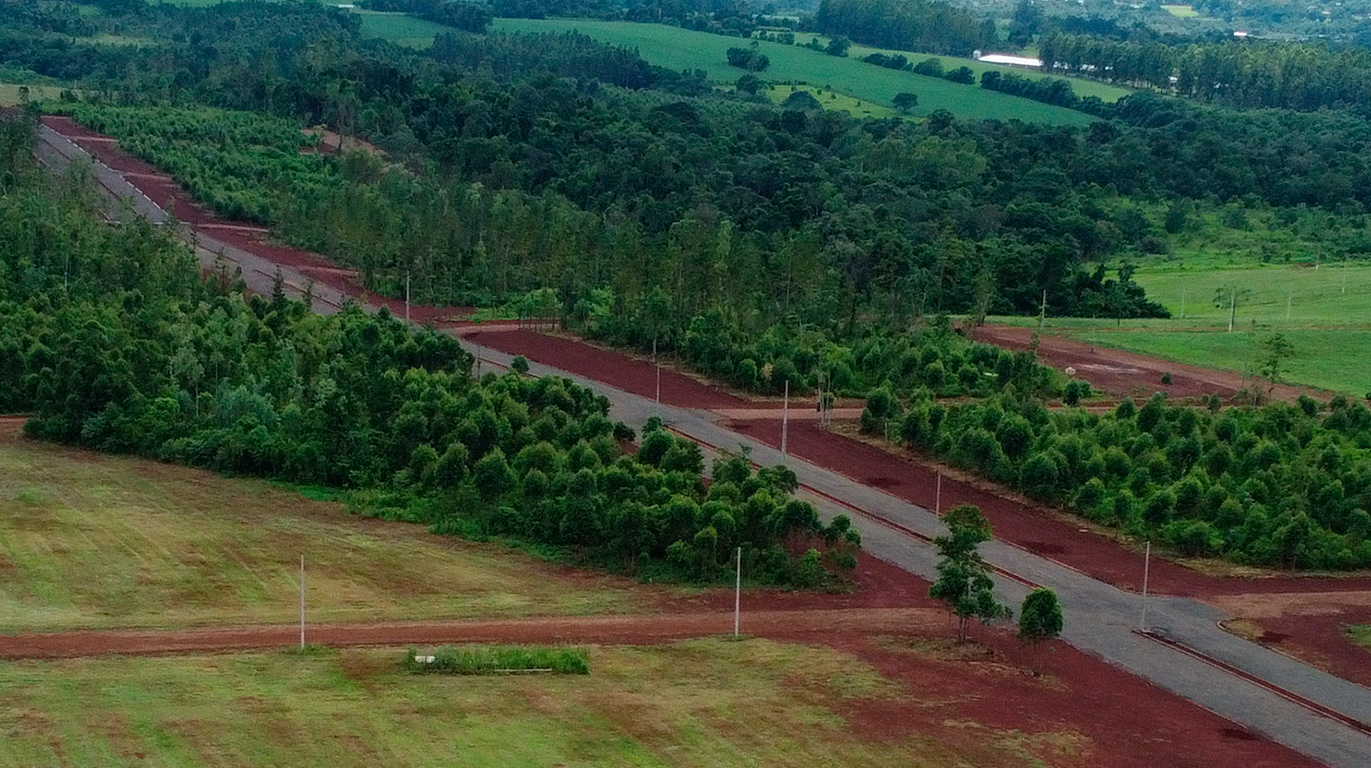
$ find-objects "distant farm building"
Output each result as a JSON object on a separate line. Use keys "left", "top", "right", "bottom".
{"left": 974, "top": 53, "right": 1044, "bottom": 70}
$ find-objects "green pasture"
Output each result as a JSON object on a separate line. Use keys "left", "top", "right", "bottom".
{"left": 1066, "top": 327, "right": 1371, "bottom": 396}
{"left": 0, "top": 640, "right": 1011, "bottom": 768}
{"left": 768, "top": 84, "right": 897, "bottom": 119}
{"left": 0, "top": 84, "right": 68, "bottom": 107}
{"left": 355, "top": 9, "right": 453, "bottom": 47}
{"left": 812, "top": 36, "right": 1131, "bottom": 103}
{"left": 1161, "top": 4, "right": 1201, "bottom": 17}
{"left": 0, "top": 433, "right": 650, "bottom": 631}
{"left": 987, "top": 261, "right": 1371, "bottom": 394}
{"left": 425, "top": 18, "right": 1095, "bottom": 125}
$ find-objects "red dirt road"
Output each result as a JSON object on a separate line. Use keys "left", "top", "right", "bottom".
{"left": 463, "top": 329, "right": 748, "bottom": 409}
{"left": 977, "top": 324, "right": 1328, "bottom": 402}
{"left": 0, "top": 609, "right": 919, "bottom": 660}
{"left": 730, "top": 418, "right": 1371, "bottom": 598}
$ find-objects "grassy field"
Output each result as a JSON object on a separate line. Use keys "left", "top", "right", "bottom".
{"left": 1161, "top": 4, "right": 1201, "bottom": 17}
{"left": 0, "top": 84, "right": 69, "bottom": 107}
{"left": 400, "top": 18, "right": 1095, "bottom": 125}
{"left": 768, "top": 84, "right": 897, "bottom": 119}
{"left": 0, "top": 639, "right": 1015, "bottom": 768}
{"left": 355, "top": 9, "right": 454, "bottom": 48}
{"left": 0, "top": 426, "right": 652, "bottom": 631}
{"left": 1351, "top": 625, "right": 1371, "bottom": 651}
{"left": 988, "top": 258, "right": 1371, "bottom": 394}
{"left": 815, "top": 37, "right": 1131, "bottom": 103}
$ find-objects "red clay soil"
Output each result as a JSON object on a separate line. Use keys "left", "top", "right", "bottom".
{"left": 0, "top": 604, "right": 1320, "bottom": 767}
{"left": 1210, "top": 591, "right": 1371, "bottom": 690}
{"left": 728, "top": 418, "right": 1371, "bottom": 599}
{"left": 463, "top": 329, "right": 748, "bottom": 409}
{"left": 977, "top": 324, "right": 1327, "bottom": 403}
{"left": 1258, "top": 609, "right": 1371, "bottom": 690}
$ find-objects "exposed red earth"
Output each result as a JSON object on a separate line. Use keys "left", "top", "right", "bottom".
{"left": 1209, "top": 591, "right": 1371, "bottom": 690}
{"left": 463, "top": 328, "right": 749, "bottom": 409}
{"left": 728, "top": 419, "right": 1371, "bottom": 598}
{"left": 0, "top": 555, "right": 1323, "bottom": 768}
{"left": 32, "top": 117, "right": 1357, "bottom": 767}
{"left": 976, "top": 324, "right": 1329, "bottom": 403}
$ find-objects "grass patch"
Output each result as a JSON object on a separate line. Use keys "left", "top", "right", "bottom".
{"left": 0, "top": 434, "right": 652, "bottom": 631}
{"left": 1349, "top": 624, "right": 1371, "bottom": 650}
{"left": 0, "top": 83, "right": 70, "bottom": 107}
{"left": 355, "top": 9, "right": 454, "bottom": 48}
{"left": 406, "top": 644, "right": 590, "bottom": 675}
{"left": 768, "top": 84, "right": 896, "bottom": 119}
{"left": 1162, "top": 4, "right": 1201, "bottom": 17}
{"left": 0, "top": 639, "right": 1012, "bottom": 768}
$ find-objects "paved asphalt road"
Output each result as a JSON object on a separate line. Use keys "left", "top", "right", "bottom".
{"left": 39, "top": 126, "right": 1371, "bottom": 768}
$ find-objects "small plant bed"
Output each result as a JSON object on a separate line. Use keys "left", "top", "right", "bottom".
{"left": 405, "top": 645, "right": 590, "bottom": 675}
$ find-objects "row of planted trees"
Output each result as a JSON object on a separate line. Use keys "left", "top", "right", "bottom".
{"left": 0, "top": 115, "right": 857, "bottom": 588}
{"left": 864, "top": 386, "right": 1371, "bottom": 570}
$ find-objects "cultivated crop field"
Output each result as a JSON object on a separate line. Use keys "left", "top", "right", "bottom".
{"left": 0, "top": 423, "right": 649, "bottom": 631}
{"left": 417, "top": 18, "right": 1097, "bottom": 125}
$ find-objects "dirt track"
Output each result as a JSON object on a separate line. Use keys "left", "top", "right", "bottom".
{"left": 0, "top": 608, "right": 923, "bottom": 660}
{"left": 977, "top": 324, "right": 1329, "bottom": 402}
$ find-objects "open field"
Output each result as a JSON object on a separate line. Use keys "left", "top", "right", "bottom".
{"left": 355, "top": 9, "right": 453, "bottom": 48}
{"left": 986, "top": 261, "right": 1371, "bottom": 394}
{"left": 466, "top": 19, "right": 1098, "bottom": 125}
{"left": 0, "top": 84, "right": 68, "bottom": 107}
{"left": 1162, "top": 4, "right": 1202, "bottom": 17}
{"left": 809, "top": 36, "right": 1131, "bottom": 103}
{"left": 0, "top": 424, "right": 652, "bottom": 632}
{"left": 768, "top": 84, "right": 897, "bottom": 119}
{"left": 0, "top": 640, "right": 955, "bottom": 768}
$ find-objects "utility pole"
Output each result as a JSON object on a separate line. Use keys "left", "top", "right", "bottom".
{"left": 781, "top": 381, "right": 789, "bottom": 462}
{"left": 1227, "top": 288, "right": 1236, "bottom": 333}
{"left": 299, "top": 554, "right": 306, "bottom": 649}
{"left": 1140, "top": 541, "right": 1151, "bottom": 632}
{"left": 935, "top": 472, "right": 942, "bottom": 515}
{"left": 653, "top": 337, "right": 661, "bottom": 411}
{"left": 1038, "top": 289, "right": 1047, "bottom": 329}
{"left": 734, "top": 547, "right": 742, "bottom": 638}
{"left": 405, "top": 271, "right": 411, "bottom": 323}
{"left": 1180, "top": 287, "right": 1186, "bottom": 319}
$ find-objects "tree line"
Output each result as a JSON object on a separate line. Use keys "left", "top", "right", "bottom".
{"left": 810, "top": 0, "right": 994, "bottom": 57}
{"left": 0, "top": 113, "right": 856, "bottom": 588}
{"left": 1038, "top": 32, "right": 1371, "bottom": 113}
{"left": 875, "top": 387, "right": 1371, "bottom": 570}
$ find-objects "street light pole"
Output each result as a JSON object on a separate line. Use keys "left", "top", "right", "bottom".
{"left": 781, "top": 381, "right": 789, "bottom": 462}
{"left": 299, "top": 554, "right": 306, "bottom": 649}
{"left": 734, "top": 546, "right": 742, "bottom": 638}
{"left": 1140, "top": 540, "right": 1151, "bottom": 632}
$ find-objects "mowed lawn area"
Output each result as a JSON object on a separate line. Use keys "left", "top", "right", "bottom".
{"left": 0, "top": 424, "right": 652, "bottom": 631}
{"left": 351, "top": 14, "right": 1096, "bottom": 125}
{"left": 0, "top": 640, "right": 1017, "bottom": 768}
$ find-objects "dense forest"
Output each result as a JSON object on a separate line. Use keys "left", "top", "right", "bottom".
{"left": 7, "top": 1, "right": 1371, "bottom": 572}
{"left": 0, "top": 113, "right": 856, "bottom": 587}
{"left": 811, "top": 0, "right": 994, "bottom": 56}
